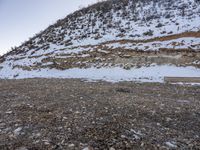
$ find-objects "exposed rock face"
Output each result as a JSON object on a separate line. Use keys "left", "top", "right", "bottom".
{"left": 0, "top": 0, "right": 200, "bottom": 80}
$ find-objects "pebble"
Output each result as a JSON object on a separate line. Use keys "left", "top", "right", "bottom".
{"left": 68, "top": 143, "right": 75, "bottom": 147}
{"left": 14, "top": 127, "right": 22, "bottom": 135}
{"left": 165, "top": 141, "right": 177, "bottom": 148}
{"left": 5, "top": 111, "right": 13, "bottom": 114}
{"left": 16, "top": 147, "right": 28, "bottom": 150}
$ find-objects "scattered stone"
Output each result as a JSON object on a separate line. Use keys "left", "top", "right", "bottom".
{"left": 16, "top": 147, "right": 28, "bottom": 150}
{"left": 14, "top": 127, "right": 22, "bottom": 135}
{"left": 121, "top": 135, "right": 126, "bottom": 138}
{"left": 0, "top": 79, "right": 199, "bottom": 149}
{"left": 165, "top": 141, "right": 177, "bottom": 148}
{"left": 82, "top": 146, "right": 93, "bottom": 150}
{"left": 68, "top": 143, "right": 75, "bottom": 147}
{"left": 5, "top": 111, "right": 13, "bottom": 114}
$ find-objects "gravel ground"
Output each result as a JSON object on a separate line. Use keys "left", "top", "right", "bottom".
{"left": 0, "top": 79, "right": 200, "bottom": 150}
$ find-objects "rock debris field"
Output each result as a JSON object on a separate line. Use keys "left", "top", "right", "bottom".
{"left": 0, "top": 79, "right": 200, "bottom": 150}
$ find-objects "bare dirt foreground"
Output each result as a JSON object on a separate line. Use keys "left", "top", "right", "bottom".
{"left": 0, "top": 79, "right": 200, "bottom": 150}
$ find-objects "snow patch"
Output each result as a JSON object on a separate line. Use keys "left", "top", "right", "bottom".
{"left": 0, "top": 65, "right": 200, "bottom": 83}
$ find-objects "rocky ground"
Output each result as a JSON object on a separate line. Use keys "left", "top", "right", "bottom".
{"left": 0, "top": 79, "right": 200, "bottom": 150}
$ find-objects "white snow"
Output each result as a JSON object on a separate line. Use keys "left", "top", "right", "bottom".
{"left": 0, "top": 0, "right": 200, "bottom": 85}
{"left": 105, "top": 37, "right": 200, "bottom": 51}
{"left": 11, "top": 0, "right": 200, "bottom": 58}
{"left": 0, "top": 65, "right": 200, "bottom": 83}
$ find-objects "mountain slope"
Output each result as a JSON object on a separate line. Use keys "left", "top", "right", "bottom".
{"left": 0, "top": 0, "right": 200, "bottom": 82}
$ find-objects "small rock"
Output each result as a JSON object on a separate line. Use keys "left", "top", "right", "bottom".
{"left": 166, "top": 117, "right": 172, "bottom": 122}
{"left": 68, "top": 143, "right": 75, "bottom": 147}
{"left": 165, "top": 141, "right": 177, "bottom": 148}
{"left": 16, "top": 147, "right": 28, "bottom": 150}
{"left": 75, "top": 111, "right": 80, "bottom": 114}
{"left": 157, "top": 123, "right": 161, "bottom": 126}
{"left": 0, "top": 123, "right": 6, "bottom": 128}
{"left": 43, "top": 140, "right": 50, "bottom": 145}
{"left": 83, "top": 146, "right": 93, "bottom": 150}
{"left": 14, "top": 127, "right": 22, "bottom": 135}
{"left": 5, "top": 111, "right": 13, "bottom": 114}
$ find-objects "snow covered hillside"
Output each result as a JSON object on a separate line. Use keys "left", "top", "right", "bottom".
{"left": 0, "top": 0, "right": 200, "bottom": 82}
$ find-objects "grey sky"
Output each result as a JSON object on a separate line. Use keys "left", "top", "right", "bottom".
{"left": 0, "top": 0, "right": 98, "bottom": 55}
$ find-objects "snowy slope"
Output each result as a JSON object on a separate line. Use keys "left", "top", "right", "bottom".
{"left": 0, "top": 0, "right": 200, "bottom": 82}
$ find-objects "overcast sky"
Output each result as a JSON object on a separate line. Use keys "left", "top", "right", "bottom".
{"left": 0, "top": 0, "right": 98, "bottom": 55}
